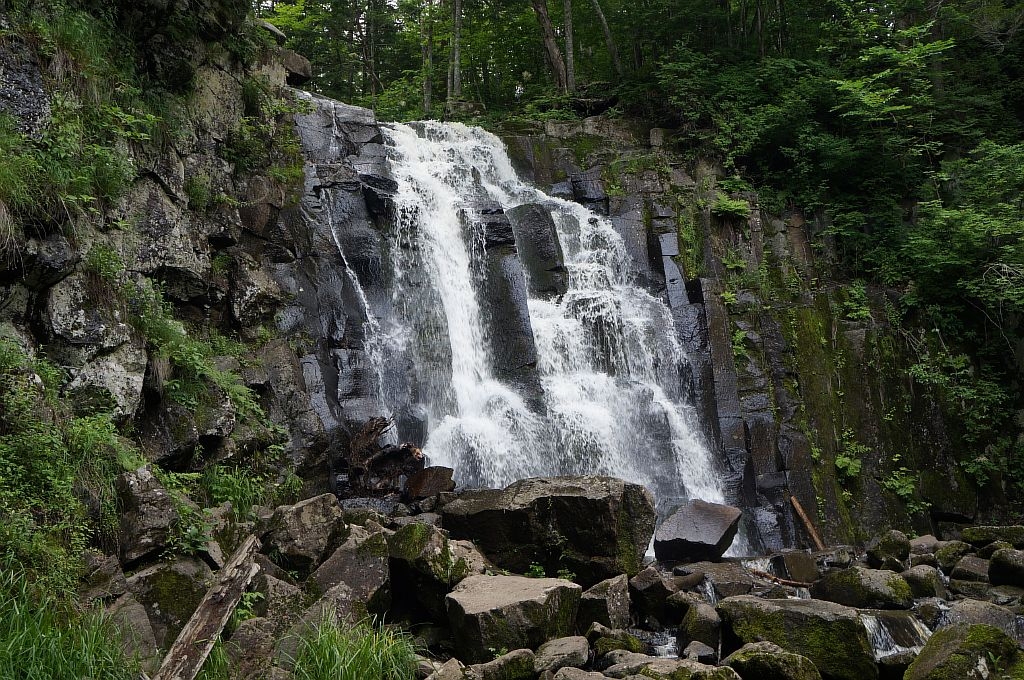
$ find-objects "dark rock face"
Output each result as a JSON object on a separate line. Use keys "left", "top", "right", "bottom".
{"left": 262, "top": 493, "right": 348, "bottom": 574}
{"left": 441, "top": 476, "right": 656, "bottom": 586}
{"left": 404, "top": 466, "right": 456, "bottom": 500}
{"left": 506, "top": 203, "right": 568, "bottom": 297}
{"left": 578, "top": 574, "right": 631, "bottom": 629}
{"left": 866, "top": 530, "right": 910, "bottom": 571}
{"left": 654, "top": 500, "right": 742, "bottom": 562}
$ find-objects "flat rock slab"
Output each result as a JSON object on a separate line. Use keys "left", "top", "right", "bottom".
{"left": 446, "top": 574, "right": 582, "bottom": 663}
{"left": 654, "top": 500, "right": 741, "bottom": 562}
{"left": 809, "top": 566, "right": 913, "bottom": 609}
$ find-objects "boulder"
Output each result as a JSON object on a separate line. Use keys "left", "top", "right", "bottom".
{"left": 506, "top": 203, "right": 568, "bottom": 297}
{"left": 901, "top": 564, "right": 946, "bottom": 599}
{"left": 425, "top": 658, "right": 466, "bottom": 680}
{"left": 629, "top": 566, "right": 677, "bottom": 623}
{"left": 441, "top": 476, "right": 656, "bottom": 586}
{"left": 280, "top": 48, "right": 312, "bottom": 86}
{"left": 904, "top": 623, "right": 1024, "bottom": 680}
{"left": 909, "top": 534, "right": 939, "bottom": 555}
{"left": 577, "top": 574, "right": 630, "bottom": 630}
{"left": 679, "top": 601, "right": 721, "bottom": 651}
{"left": 717, "top": 595, "right": 876, "bottom": 680}
{"left": 554, "top": 670, "right": 605, "bottom": 680}
{"left": 989, "top": 547, "right": 1024, "bottom": 587}
{"left": 865, "top": 530, "right": 910, "bottom": 571}
{"left": 941, "top": 598, "right": 1017, "bottom": 635}
{"left": 769, "top": 551, "right": 820, "bottom": 583}
{"left": 723, "top": 641, "right": 822, "bottom": 680}
{"left": 961, "top": 525, "right": 1024, "bottom": 549}
{"left": 676, "top": 561, "right": 754, "bottom": 599}
{"left": 585, "top": 622, "right": 644, "bottom": 657}
{"left": 534, "top": 636, "right": 589, "bottom": 673}
{"left": 602, "top": 653, "right": 741, "bottom": 679}
{"left": 653, "top": 500, "right": 741, "bottom": 562}
{"left": 126, "top": 557, "right": 213, "bottom": 648}
{"left": 263, "top": 493, "right": 347, "bottom": 573}
{"left": 446, "top": 574, "right": 581, "bottom": 663}
{"left": 683, "top": 640, "right": 717, "bottom": 664}
{"left": 404, "top": 466, "right": 456, "bottom": 501}
{"left": 934, "top": 540, "right": 972, "bottom": 572}
{"left": 977, "top": 540, "right": 1013, "bottom": 559}
{"left": 106, "top": 593, "right": 159, "bottom": 665}
{"left": 808, "top": 567, "right": 913, "bottom": 609}
{"left": 308, "top": 526, "right": 390, "bottom": 616}
{"left": 465, "top": 649, "right": 535, "bottom": 680}
{"left": 388, "top": 522, "right": 484, "bottom": 619}
{"left": 116, "top": 466, "right": 179, "bottom": 564}
{"left": 81, "top": 552, "right": 128, "bottom": 603}
{"left": 951, "top": 555, "right": 990, "bottom": 582}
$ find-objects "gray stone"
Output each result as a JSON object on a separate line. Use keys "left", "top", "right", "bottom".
{"left": 445, "top": 574, "right": 581, "bottom": 663}
{"left": 507, "top": 203, "right": 568, "bottom": 296}
{"left": 264, "top": 493, "right": 347, "bottom": 573}
{"left": 116, "top": 466, "right": 179, "bottom": 564}
{"left": 905, "top": 623, "right": 1024, "bottom": 680}
{"left": 554, "top": 669, "right": 606, "bottom": 680}
{"left": 280, "top": 48, "right": 312, "bottom": 85}
{"left": 809, "top": 567, "right": 913, "bottom": 609}
{"left": 629, "top": 566, "right": 677, "bottom": 623}
{"left": 683, "top": 640, "right": 717, "bottom": 664}
{"left": 934, "top": 540, "right": 972, "bottom": 571}
{"left": 578, "top": 574, "right": 631, "bottom": 630}
{"left": 989, "top": 547, "right": 1024, "bottom": 586}
{"left": 941, "top": 598, "right": 1017, "bottom": 635}
{"left": 534, "top": 636, "right": 589, "bottom": 673}
{"left": 909, "top": 534, "right": 939, "bottom": 555}
{"left": 126, "top": 557, "right": 213, "bottom": 648}
{"left": 977, "top": 540, "right": 1013, "bottom": 559}
{"left": 901, "top": 564, "right": 946, "bottom": 598}
{"left": 679, "top": 601, "right": 721, "bottom": 651}
{"left": 654, "top": 500, "right": 741, "bottom": 562}
{"left": 81, "top": 552, "right": 128, "bottom": 603}
{"left": 106, "top": 593, "right": 158, "bottom": 666}
{"left": 961, "top": 525, "right": 1024, "bottom": 548}
{"left": 388, "top": 522, "right": 486, "bottom": 619}
{"left": 723, "top": 641, "right": 822, "bottom": 680}
{"left": 404, "top": 466, "right": 456, "bottom": 500}
{"left": 769, "top": 551, "right": 820, "bottom": 583}
{"left": 309, "top": 526, "right": 389, "bottom": 614}
{"left": 0, "top": 39, "right": 50, "bottom": 138}
{"left": 465, "top": 649, "right": 535, "bottom": 680}
{"left": 865, "top": 530, "right": 910, "bottom": 570}
{"left": 676, "top": 561, "right": 754, "bottom": 599}
{"left": 951, "top": 555, "right": 990, "bottom": 582}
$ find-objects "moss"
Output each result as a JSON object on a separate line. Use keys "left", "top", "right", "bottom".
{"left": 886, "top": 574, "right": 913, "bottom": 603}
{"left": 355, "top": 532, "right": 389, "bottom": 560}
{"left": 386, "top": 523, "right": 432, "bottom": 561}
{"left": 594, "top": 634, "right": 644, "bottom": 656}
{"left": 146, "top": 563, "right": 207, "bottom": 625}
{"left": 962, "top": 526, "right": 1024, "bottom": 548}
{"left": 906, "top": 624, "right": 1023, "bottom": 680}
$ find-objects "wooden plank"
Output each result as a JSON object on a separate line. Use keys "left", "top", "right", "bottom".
{"left": 152, "top": 534, "right": 261, "bottom": 680}
{"left": 790, "top": 495, "right": 826, "bottom": 551}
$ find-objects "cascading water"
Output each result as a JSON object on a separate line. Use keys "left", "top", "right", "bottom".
{"left": 380, "top": 121, "right": 727, "bottom": 516}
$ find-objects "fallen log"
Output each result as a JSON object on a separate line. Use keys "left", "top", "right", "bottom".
{"left": 152, "top": 534, "right": 261, "bottom": 680}
{"left": 747, "top": 568, "right": 814, "bottom": 588}
{"left": 790, "top": 495, "right": 826, "bottom": 551}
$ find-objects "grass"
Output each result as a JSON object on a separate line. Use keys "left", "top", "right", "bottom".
{"left": 0, "top": 564, "right": 140, "bottom": 680}
{"left": 289, "top": 617, "right": 418, "bottom": 680}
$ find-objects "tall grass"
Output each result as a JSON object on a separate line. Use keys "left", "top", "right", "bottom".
{"left": 290, "top": 617, "right": 418, "bottom": 680}
{"left": 0, "top": 565, "right": 140, "bottom": 680}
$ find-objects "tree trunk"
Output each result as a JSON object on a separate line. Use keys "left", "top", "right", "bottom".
{"left": 530, "top": 0, "right": 568, "bottom": 91}
{"left": 588, "top": 0, "right": 623, "bottom": 79}
{"left": 447, "top": 0, "right": 463, "bottom": 113}
{"left": 422, "top": 0, "right": 434, "bottom": 115}
{"left": 564, "top": 0, "right": 576, "bottom": 91}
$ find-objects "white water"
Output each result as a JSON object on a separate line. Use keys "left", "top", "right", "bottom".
{"left": 381, "top": 121, "right": 726, "bottom": 513}
{"left": 861, "top": 613, "right": 931, "bottom": 661}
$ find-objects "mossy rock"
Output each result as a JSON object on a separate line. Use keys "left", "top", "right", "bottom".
{"left": 594, "top": 634, "right": 645, "bottom": 656}
{"left": 934, "top": 540, "right": 972, "bottom": 572}
{"left": 904, "top": 623, "right": 1024, "bottom": 680}
{"left": 962, "top": 526, "right": 1024, "bottom": 549}
{"left": 723, "top": 641, "right": 822, "bottom": 680}
{"left": 808, "top": 567, "right": 912, "bottom": 609}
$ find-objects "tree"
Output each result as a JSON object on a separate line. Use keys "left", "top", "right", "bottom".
{"left": 530, "top": 0, "right": 568, "bottom": 91}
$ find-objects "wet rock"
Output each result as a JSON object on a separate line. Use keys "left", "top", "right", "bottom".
{"left": 809, "top": 566, "right": 913, "bottom": 609}
{"left": 404, "top": 466, "right": 456, "bottom": 501}
{"left": 865, "top": 530, "right": 910, "bottom": 571}
{"left": 769, "top": 551, "right": 820, "bottom": 583}
{"left": 901, "top": 564, "right": 946, "bottom": 599}
{"left": 585, "top": 622, "right": 645, "bottom": 657}
{"left": 904, "top": 623, "right": 1024, "bottom": 680}
{"left": 445, "top": 574, "right": 581, "bottom": 663}
{"left": 934, "top": 540, "right": 972, "bottom": 572}
{"left": 678, "top": 601, "right": 721, "bottom": 651}
{"left": 717, "top": 595, "right": 877, "bottom": 680}
{"left": 723, "top": 641, "right": 822, "bottom": 680}
{"left": 309, "top": 526, "right": 390, "bottom": 615}
{"left": 947, "top": 578, "right": 989, "bottom": 598}
{"left": 507, "top": 203, "right": 568, "bottom": 296}
{"left": 578, "top": 574, "right": 631, "bottom": 629}
{"left": 962, "top": 525, "right": 1024, "bottom": 548}
{"left": 441, "top": 476, "right": 656, "bottom": 586}
{"left": 654, "top": 500, "right": 741, "bottom": 562}
{"left": 534, "top": 636, "right": 589, "bottom": 673}
{"left": 263, "top": 493, "right": 347, "bottom": 573}
{"left": 629, "top": 566, "right": 677, "bottom": 623}
{"left": 989, "top": 547, "right": 1024, "bottom": 587}
{"left": 569, "top": 167, "right": 608, "bottom": 213}
{"left": 465, "top": 649, "right": 535, "bottom": 680}
{"left": 677, "top": 561, "right": 754, "bottom": 599}
{"left": 951, "top": 555, "right": 990, "bottom": 582}
{"left": 116, "top": 466, "right": 179, "bottom": 564}
{"left": 683, "top": 640, "right": 717, "bottom": 664}
{"left": 126, "top": 557, "right": 213, "bottom": 648}
{"left": 977, "top": 540, "right": 1013, "bottom": 559}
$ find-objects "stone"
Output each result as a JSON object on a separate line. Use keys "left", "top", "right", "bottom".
{"left": 251, "top": 571, "right": 304, "bottom": 622}
{"left": 676, "top": 561, "right": 754, "bottom": 599}
{"left": 81, "top": 552, "right": 128, "bottom": 603}
{"left": 578, "top": 574, "right": 631, "bottom": 629}
{"left": 66, "top": 340, "right": 147, "bottom": 419}
{"left": 942, "top": 598, "right": 1017, "bottom": 635}
{"left": 116, "top": 466, "right": 179, "bottom": 564}
{"left": 910, "top": 534, "right": 939, "bottom": 555}
{"left": 404, "top": 466, "right": 456, "bottom": 501}
{"left": 264, "top": 493, "right": 347, "bottom": 573}
{"left": 934, "top": 540, "right": 972, "bottom": 572}
{"left": 0, "top": 39, "right": 49, "bottom": 138}
{"left": 629, "top": 566, "right": 677, "bottom": 623}
{"left": 465, "top": 649, "right": 535, "bottom": 680}
{"left": 977, "top": 540, "right": 1013, "bottom": 559}
{"left": 723, "top": 641, "right": 822, "bottom": 680}
{"left": 585, "top": 622, "right": 645, "bottom": 657}
{"left": 224, "top": 617, "right": 277, "bottom": 679}
{"left": 126, "top": 557, "right": 213, "bottom": 648}
{"left": 948, "top": 579, "right": 990, "bottom": 598}
{"left": 308, "top": 526, "right": 390, "bottom": 615}
{"left": 554, "top": 670, "right": 605, "bottom": 680}
{"left": 388, "top": 522, "right": 483, "bottom": 619}
{"left": 808, "top": 566, "right": 913, "bottom": 609}
{"left": 961, "top": 525, "right": 1024, "bottom": 548}
{"left": 989, "top": 547, "right": 1024, "bottom": 587}
{"left": 951, "top": 555, "right": 990, "bottom": 582}
{"left": 441, "top": 476, "right": 656, "bottom": 586}
{"left": 717, "top": 595, "right": 877, "bottom": 680}
{"left": 534, "top": 636, "right": 589, "bottom": 673}
{"left": 106, "top": 593, "right": 158, "bottom": 664}
{"left": 769, "top": 551, "right": 820, "bottom": 583}
{"left": 904, "top": 623, "right": 1024, "bottom": 680}
{"left": 280, "top": 48, "right": 312, "bottom": 86}
{"left": 683, "top": 640, "right": 717, "bottom": 664}
{"left": 901, "top": 564, "right": 946, "bottom": 598}
{"left": 654, "top": 500, "right": 741, "bottom": 562}
{"left": 446, "top": 574, "right": 582, "bottom": 663}
{"left": 679, "top": 601, "right": 721, "bottom": 651}
{"left": 602, "top": 654, "right": 740, "bottom": 679}
{"left": 507, "top": 203, "right": 568, "bottom": 296}
{"left": 425, "top": 658, "right": 466, "bottom": 680}
{"left": 865, "top": 530, "right": 910, "bottom": 571}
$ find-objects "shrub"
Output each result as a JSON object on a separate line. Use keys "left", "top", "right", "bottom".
{"left": 289, "top": 617, "right": 418, "bottom": 680}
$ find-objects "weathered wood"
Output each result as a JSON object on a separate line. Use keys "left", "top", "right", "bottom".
{"left": 152, "top": 534, "right": 261, "bottom": 680}
{"left": 748, "top": 567, "right": 813, "bottom": 588}
{"left": 790, "top": 495, "right": 826, "bottom": 551}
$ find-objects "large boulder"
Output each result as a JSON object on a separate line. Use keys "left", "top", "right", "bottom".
{"left": 679, "top": 601, "right": 721, "bottom": 651}
{"left": 126, "top": 557, "right": 213, "bottom": 648}
{"left": 263, "top": 493, "right": 347, "bottom": 574}
{"left": 308, "top": 525, "right": 390, "bottom": 617}
{"left": 445, "top": 574, "right": 581, "bottom": 663}
{"left": 116, "top": 466, "right": 179, "bottom": 564}
{"left": 654, "top": 500, "right": 741, "bottom": 562}
{"left": 717, "top": 595, "right": 876, "bottom": 680}
{"left": 941, "top": 598, "right": 1018, "bottom": 635}
{"left": 629, "top": 566, "right": 678, "bottom": 624}
{"left": 989, "top": 547, "right": 1024, "bottom": 587}
{"left": 601, "top": 652, "right": 741, "bottom": 679}
{"left": 962, "top": 525, "right": 1024, "bottom": 548}
{"left": 578, "top": 574, "right": 631, "bottom": 629}
{"left": 534, "top": 636, "right": 589, "bottom": 674}
{"left": 465, "top": 649, "right": 535, "bottom": 680}
{"left": 441, "top": 476, "right": 656, "bottom": 586}
{"left": 808, "top": 567, "right": 913, "bottom": 609}
{"left": 865, "top": 530, "right": 910, "bottom": 571}
{"left": 904, "top": 624, "right": 1024, "bottom": 680}
{"left": 723, "top": 641, "right": 822, "bottom": 680}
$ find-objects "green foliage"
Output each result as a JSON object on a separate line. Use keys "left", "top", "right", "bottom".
{"left": 185, "top": 174, "right": 213, "bottom": 212}
{"left": 200, "top": 465, "right": 270, "bottom": 520}
{"left": 556, "top": 568, "right": 577, "bottom": 582}
{"left": 525, "top": 562, "right": 546, "bottom": 578}
{"left": 0, "top": 564, "right": 140, "bottom": 679}
{"left": 842, "top": 281, "right": 872, "bottom": 321}
{"left": 288, "top": 617, "right": 418, "bottom": 680}
{"left": 712, "top": 195, "right": 752, "bottom": 220}
{"left": 835, "top": 428, "right": 867, "bottom": 482}
{"left": 731, "top": 328, "right": 748, "bottom": 360}
{"left": 882, "top": 457, "right": 929, "bottom": 514}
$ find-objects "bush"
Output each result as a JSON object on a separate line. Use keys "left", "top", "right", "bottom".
{"left": 289, "top": 617, "right": 418, "bottom": 680}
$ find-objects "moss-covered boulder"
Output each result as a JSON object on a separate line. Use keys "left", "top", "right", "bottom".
{"left": 585, "top": 622, "right": 645, "bottom": 657}
{"left": 446, "top": 574, "right": 581, "bottom": 663}
{"left": 125, "top": 556, "right": 213, "bottom": 648}
{"left": 865, "top": 530, "right": 910, "bottom": 571}
{"left": 465, "top": 648, "right": 536, "bottom": 680}
{"left": 723, "top": 641, "right": 822, "bottom": 680}
{"left": 440, "top": 475, "right": 656, "bottom": 587}
{"left": 679, "top": 601, "right": 721, "bottom": 652}
{"left": 901, "top": 564, "right": 946, "bottom": 598}
{"left": 717, "top": 595, "right": 877, "bottom": 680}
{"left": 263, "top": 493, "right": 347, "bottom": 574}
{"left": 601, "top": 653, "right": 742, "bottom": 679}
{"left": 934, "top": 540, "right": 972, "bottom": 572}
{"left": 962, "top": 525, "right": 1024, "bottom": 549}
{"left": 808, "top": 566, "right": 913, "bottom": 609}
{"left": 308, "top": 525, "right": 390, "bottom": 615}
{"left": 904, "top": 623, "right": 1024, "bottom": 680}
{"left": 989, "top": 547, "right": 1024, "bottom": 587}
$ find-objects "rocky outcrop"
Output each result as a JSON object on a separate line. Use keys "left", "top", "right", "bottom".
{"left": 116, "top": 466, "right": 179, "bottom": 564}
{"left": 507, "top": 203, "right": 568, "bottom": 297}
{"left": 441, "top": 476, "right": 656, "bottom": 586}
{"left": 262, "top": 493, "right": 347, "bottom": 573}
{"left": 654, "top": 500, "right": 742, "bottom": 562}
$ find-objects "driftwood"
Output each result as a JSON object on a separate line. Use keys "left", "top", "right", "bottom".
{"left": 748, "top": 568, "right": 814, "bottom": 588}
{"left": 345, "top": 417, "right": 424, "bottom": 494}
{"left": 790, "top": 495, "right": 826, "bottom": 551}
{"left": 152, "top": 534, "right": 261, "bottom": 680}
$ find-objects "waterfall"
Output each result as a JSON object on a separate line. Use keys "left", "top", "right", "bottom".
{"left": 380, "top": 121, "right": 726, "bottom": 515}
